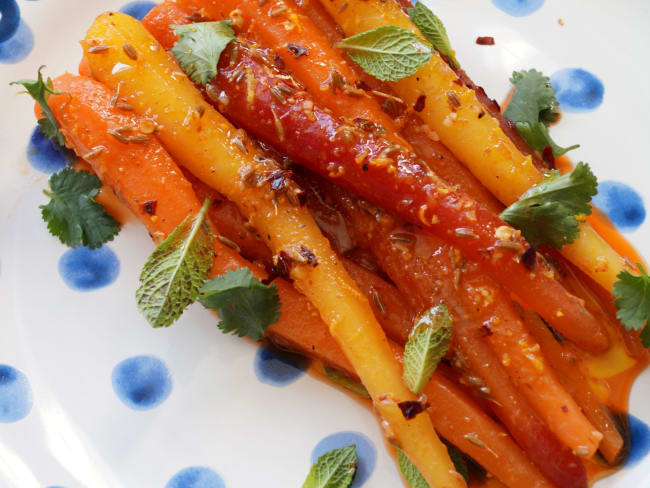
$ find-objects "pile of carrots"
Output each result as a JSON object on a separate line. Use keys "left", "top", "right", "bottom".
{"left": 33, "top": 0, "right": 648, "bottom": 486}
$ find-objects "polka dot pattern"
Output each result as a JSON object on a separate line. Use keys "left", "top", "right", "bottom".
{"left": 253, "top": 344, "right": 308, "bottom": 387}
{"left": 166, "top": 467, "right": 225, "bottom": 488}
{"left": 0, "top": 0, "right": 20, "bottom": 43}
{"left": 550, "top": 68, "right": 604, "bottom": 112}
{"left": 0, "top": 365, "right": 33, "bottom": 423}
{"left": 27, "top": 126, "right": 69, "bottom": 173}
{"left": 311, "top": 432, "right": 376, "bottom": 487}
{"left": 491, "top": 0, "right": 544, "bottom": 17}
{"left": 112, "top": 355, "right": 172, "bottom": 411}
{"left": 0, "top": 19, "right": 33, "bottom": 64}
{"left": 58, "top": 246, "right": 120, "bottom": 291}
{"left": 626, "top": 414, "right": 650, "bottom": 466}
{"left": 593, "top": 181, "right": 646, "bottom": 233}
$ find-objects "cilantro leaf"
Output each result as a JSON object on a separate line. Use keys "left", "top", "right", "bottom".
{"left": 397, "top": 449, "right": 429, "bottom": 488}
{"left": 337, "top": 26, "right": 432, "bottom": 82}
{"left": 325, "top": 367, "right": 371, "bottom": 399}
{"left": 500, "top": 162, "right": 598, "bottom": 248}
{"left": 171, "top": 21, "right": 235, "bottom": 85}
{"left": 613, "top": 264, "right": 650, "bottom": 340}
{"left": 302, "top": 445, "right": 357, "bottom": 488}
{"left": 407, "top": 2, "right": 458, "bottom": 68}
{"left": 40, "top": 168, "right": 120, "bottom": 249}
{"left": 136, "top": 197, "right": 215, "bottom": 327}
{"left": 504, "top": 69, "right": 579, "bottom": 157}
{"left": 403, "top": 304, "right": 452, "bottom": 394}
{"left": 199, "top": 268, "right": 280, "bottom": 340}
{"left": 10, "top": 66, "right": 66, "bottom": 146}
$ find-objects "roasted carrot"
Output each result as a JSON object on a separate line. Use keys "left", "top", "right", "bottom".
{"left": 317, "top": 0, "right": 630, "bottom": 294}
{"left": 136, "top": 15, "right": 608, "bottom": 353}
{"left": 142, "top": 0, "right": 504, "bottom": 214}
{"left": 523, "top": 309, "right": 625, "bottom": 465}
{"left": 83, "top": 14, "right": 462, "bottom": 487}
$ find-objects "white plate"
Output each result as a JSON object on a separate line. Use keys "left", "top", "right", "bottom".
{"left": 1, "top": 0, "right": 649, "bottom": 486}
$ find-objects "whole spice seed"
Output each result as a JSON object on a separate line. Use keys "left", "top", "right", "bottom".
{"left": 371, "top": 289, "right": 386, "bottom": 317}
{"left": 122, "top": 43, "right": 138, "bottom": 60}
{"left": 107, "top": 129, "right": 130, "bottom": 144}
{"left": 88, "top": 45, "right": 110, "bottom": 53}
{"left": 447, "top": 91, "right": 461, "bottom": 109}
{"left": 455, "top": 228, "right": 479, "bottom": 239}
{"left": 287, "top": 43, "right": 309, "bottom": 58}
{"left": 115, "top": 102, "right": 134, "bottom": 111}
{"left": 82, "top": 146, "right": 106, "bottom": 160}
{"left": 216, "top": 235, "right": 241, "bottom": 252}
{"left": 270, "top": 85, "right": 287, "bottom": 104}
{"left": 413, "top": 94, "right": 426, "bottom": 112}
{"left": 128, "top": 134, "right": 150, "bottom": 144}
{"left": 476, "top": 36, "right": 495, "bottom": 45}
{"left": 268, "top": 5, "right": 288, "bottom": 17}
{"left": 495, "top": 240, "right": 524, "bottom": 252}
{"left": 389, "top": 233, "right": 415, "bottom": 244}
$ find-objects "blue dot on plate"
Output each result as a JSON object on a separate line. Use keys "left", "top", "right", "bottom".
{"left": 27, "top": 126, "right": 69, "bottom": 173}
{"left": 626, "top": 414, "right": 650, "bottom": 466}
{"left": 0, "top": 0, "right": 20, "bottom": 43}
{"left": 311, "top": 432, "right": 376, "bottom": 487}
{"left": 491, "top": 0, "right": 544, "bottom": 17}
{"left": 166, "top": 467, "right": 225, "bottom": 488}
{"left": 0, "top": 19, "right": 33, "bottom": 64}
{"left": 254, "top": 344, "right": 308, "bottom": 387}
{"left": 112, "top": 355, "right": 172, "bottom": 411}
{"left": 58, "top": 246, "right": 120, "bottom": 291}
{"left": 592, "top": 181, "right": 646, "bottom": 233}
{"left": 119, "top": 1, "right": 156, "bottom": 21}
{"left": 0, "top": 365, "right": 33, "bottom": 423}
{"left": 550, "top": 68, "right": 604, "bottom": 112}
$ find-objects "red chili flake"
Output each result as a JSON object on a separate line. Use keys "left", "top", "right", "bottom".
{"left": 142, "top": 200, "right": 157, "bottom": 215}
{"left": 542, "top": 145, "right": 556, "bottom": 168}
{"left": 298, "top": 246, "right": 318, "bottom": 266}
{"left": 273, "top": 251, "right": 293, "bottom": 278}
{"left": 354, "top": 80, "right": 371, "bottom": 91}
{"left": 479, "top": 324, "right": 493, "bottom": 337}
{"left": 413, "top": 94, "right": 426, "bottom": 112}
{"left": 476, "top": 36, "right": 495, "bottom": 45}
{"left": 398, "top": 400, "right": 427, "bottom": 420}
{"left": 273, "top": 54, "right": 285, "bottom": 70}
{"left": 521, "top": 246, "right": 537, "bottom": 271}
{"left": 452, "top": 78, "right": 464, "bottom": 87}
{"left": 287, "top": 43, "right": 309, "bottom": 58}
{"left": 561, "top": 405, "right": 569, "bottom": 413}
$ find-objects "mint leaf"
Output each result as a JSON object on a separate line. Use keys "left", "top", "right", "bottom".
{"left": 199, "top": 268, "right": 280, "bottom": 340}
{"left": 407, "top": 2, "right": 457, "bottom": 68}
{"left": 504, "top": 69, "right": 579, "bottom": 157}
{"left": 403, "top": 304, "right": 452, "bottom": 394}
{"left": 302, "top": 445, "right": 357, "bottom": 488}
{"left": 136, "top": 197, "right": 215, "bottom": 327}
{"left": 40, "top": 168, "right": 120, "bottom": 249}
{"left": 10, "top": 66, "right": 66, "bottom": 146}
{"left": 171, "top": 21, "right": 235, "bottom": 85}
{"left": 613, "top": 264, "right": 650, "bottom": 341}
{"left": 500, "top": 162, "right": 598, "bottom": 248}
{"left": 397, "top": 449, "right": 429, "bottom": 488}
{"left": 325, "top": 367, "right": 371, "bottom": 399}
{"left": 337, "top": 26, "right": 432, "bottom": 81}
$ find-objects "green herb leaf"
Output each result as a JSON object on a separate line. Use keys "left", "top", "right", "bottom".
{"left": 40, "top": 168, "right": 120, "bottom": 249}
{"left": 500, "top": 162, "right": 598, "bottom": 248}
{"left": 407, "top": 2, "right": 457, "bottom": 68}
{"left": 325, "top": 367, "right": 371, "bottom": 399}
{"left": 10, "top": 66, "right": 66, "bottom": 146}
{"left": 337, "top": 26, "right": 432, "bottom": 82}
{"left": 171, "top": 21, "right": 236, "bottom": 85}
{"left": 199, "top": 268, "right": 280, "bottom": 340}
{"left": 504, "top": 69, "right": 579, "bottom": 157}
{"left": 302, "top": 444, "right": 357, "bottom": 488}
{"left": 446, "top": 444, "right": 470, "bottom": 483}
{"left": 136, "top": 197, "right": 215, "bottom": 327}
{"left": 397, "top": 448, "right": 429, "bottom": 488}
{"left": 403, "top": 304, "right": 452, "bottom": 394}
{"left": 613, "top": 264, "right": 650, "bottom": 342}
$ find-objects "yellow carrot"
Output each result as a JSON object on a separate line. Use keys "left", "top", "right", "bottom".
{"left": 82, "top": 12, "right": 464, "bottom": 488}
{"left": 316, "top": 0, "right": 628, "bottom": 293}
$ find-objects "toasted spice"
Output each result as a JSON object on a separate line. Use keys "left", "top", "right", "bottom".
{"left": 217, "top": 235, "right": 241, "bottom": 252}
{"left": 287, "top": 43, "right": 309, "bottom": 58}
{"left": 107, "top": 129, "right": 130, "bottom": 144}
{"left": 476, "top": 36, "right": 495, "bottom": 45}
{"left": 447, "top": 91, "right": 461, "bottom": 109}
{"left": 82, "top": 146, "right": 106, "bottom": 160}
{"left": 413, "top": 94, "right": 426, "bottom": 112}
{"left": 122, "top": 43, "right": 138, "bottom": 60}
{"left": 371, "top": 289, "right": 387, "bottom": 317}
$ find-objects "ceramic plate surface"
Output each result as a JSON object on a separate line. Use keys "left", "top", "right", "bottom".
{"left": 1, "top": 0, "right": 649, "bottom": 486}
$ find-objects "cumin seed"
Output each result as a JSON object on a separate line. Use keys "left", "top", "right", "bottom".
{"left": 122, "top": 43, "right": 138, "bottom": 60}
{"left": 88, "top": 45, "right": 110, "bottom": 53}
{"left": 216, "top": 235, "right": 241, "bottom": 252}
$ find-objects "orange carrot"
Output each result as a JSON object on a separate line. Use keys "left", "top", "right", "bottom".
{"left": 523, "top": 309, "right": 625, "bottom": 465}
